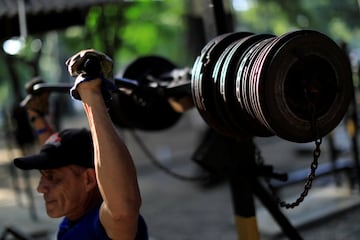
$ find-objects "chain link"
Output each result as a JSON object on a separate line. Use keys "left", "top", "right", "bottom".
{"left": 265, "top": 137, "right": 321, "bottom": 209}
{"left": 260, "top": 103, "right": 323, "bottom": 208}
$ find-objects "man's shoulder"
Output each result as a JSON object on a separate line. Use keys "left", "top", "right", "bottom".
{"left": 58, "top": 204, "right": 110, "bottom": 240}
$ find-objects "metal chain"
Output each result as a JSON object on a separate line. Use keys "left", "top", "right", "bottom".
{"left": 261, "top": 102, "right": 323, "bottom": 209}
{"left": 129, "top": 130, "right": 209, "bottom": 182}
{"left": 262, "top": 138, "right": 322, "bottom": 209}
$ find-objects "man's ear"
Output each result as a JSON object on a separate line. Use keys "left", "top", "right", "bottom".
{"left": 83, "top": 168, "right": 97, "bottom": 191}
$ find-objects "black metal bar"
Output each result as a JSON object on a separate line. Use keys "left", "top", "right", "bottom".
{"left": 348, "top": 83, "right": 360, "bottom": 191}
{"left": 327, "top": 133, "right": 342, "bottom": 185}
{"left": 228, "top": 138, "right": 257, "bottom": 217}
{"left": 32, "top": 75, "right": 193, "bottom": 99}
{"left": 0, "top": 226, "right": 34, "bottom": 240}
{"left": 227, "top": 137, "right": 260, "bottom": 239}
{"left": 200, "top": 0, "right": 234, "bottom": 41}
{"left": 226, "top": 137, "right": 303, "bottom": 239}
{"left": 211, "top": 0, "right": 231, "bottom": 35}
{"left": 271, "top": 157, "right": 354, "bottom": 189}
{"left": 253, "top": 180, "right": 303, "bottom": 240}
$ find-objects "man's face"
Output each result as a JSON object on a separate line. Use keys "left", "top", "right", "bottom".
{"left": 37, "top": 165, "right": 91, "bottom": 220}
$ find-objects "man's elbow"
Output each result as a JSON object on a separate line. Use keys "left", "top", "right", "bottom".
{"left": 101, "top": 198, "right": 142, "bottom": 240}
{"left": 111, "top": 196, "right": 142, "bottom": 221}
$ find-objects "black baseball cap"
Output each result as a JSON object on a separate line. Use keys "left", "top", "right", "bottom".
{"left": 14, "top": 128, "right": 94, "bottom": 170}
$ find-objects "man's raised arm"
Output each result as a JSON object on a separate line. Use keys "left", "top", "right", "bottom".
{"left": 66, "top": 50, "right": 142, "bottom": 240}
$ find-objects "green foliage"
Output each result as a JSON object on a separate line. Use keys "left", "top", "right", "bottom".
{"left": 0, "top": 55, "right": 15, "bottom": 106}
{"left": 235, "top": 0, "right": 360, "bottom": 48}
{"left": 239, "top": 2, "right": 294, "bottom": 34}
{"left": 83, "top": 0, "right": 188, "bottom": 69}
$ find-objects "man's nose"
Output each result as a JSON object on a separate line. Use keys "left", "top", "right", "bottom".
{"left": 36, "top": 176, "right": 49, "bottom": 193}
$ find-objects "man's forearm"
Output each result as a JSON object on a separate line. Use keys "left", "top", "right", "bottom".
{"left": 79, "top": 86, "right": 141, "bottom": 215}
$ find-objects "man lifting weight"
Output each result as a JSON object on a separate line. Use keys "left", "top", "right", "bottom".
{"left": 14, "top": 49, "right": 148, "bottom": 240}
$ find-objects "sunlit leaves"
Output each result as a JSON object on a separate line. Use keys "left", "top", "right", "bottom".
{"left": 238, "top": 1, "right": 294, "bottom": 34}
{"left": 234, "top": 0, "right": 360, "bottom": 48}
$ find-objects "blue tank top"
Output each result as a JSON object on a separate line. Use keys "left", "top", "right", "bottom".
{"left": 57, "top": 204, "right": 148, "bottom": 239}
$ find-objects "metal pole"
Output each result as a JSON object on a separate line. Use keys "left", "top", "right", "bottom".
{"left": 227, "top": 137, "right": 260, "bottom": 240}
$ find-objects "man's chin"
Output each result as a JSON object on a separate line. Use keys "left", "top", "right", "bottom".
{"left": 45, "top": 207, "right": 63, "bottom": 218}
{"left": 47, "top": 211, "right": 62, "bottom": 218}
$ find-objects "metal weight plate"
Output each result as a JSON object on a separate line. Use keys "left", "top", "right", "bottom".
{"left": 192, "top": 34, "right": 230, "bottom": 115}
{"left": 192, "top": 33, "right": 240, "bottom": 136}
{"left": 219, "top": 34, "right": 265, "bottom": 136}
{"left": 211, "top": 32, "right": 253, "bottom": 137}
{"left": 108, "top": 56, "right": 182, "bottom": 130}
{"left": 191, "top": 32, "right": 252, "bottom": 136}
{"left": 245, "top": 31, "right": 296, "bottom": 135}
{"left": 219, "top": 36, "right": 256, "bottom": 134}
{"left": 228, "top": 34, "right": 275, "bottom": 136}
{"left": 231, "top": 31, "right": 301, "bottom": 138}
{"left": 245, "top": 37, "right": 279, "bottom": 132}
{"left": 261, "top": 30, "right": 352, "bottom": 142}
